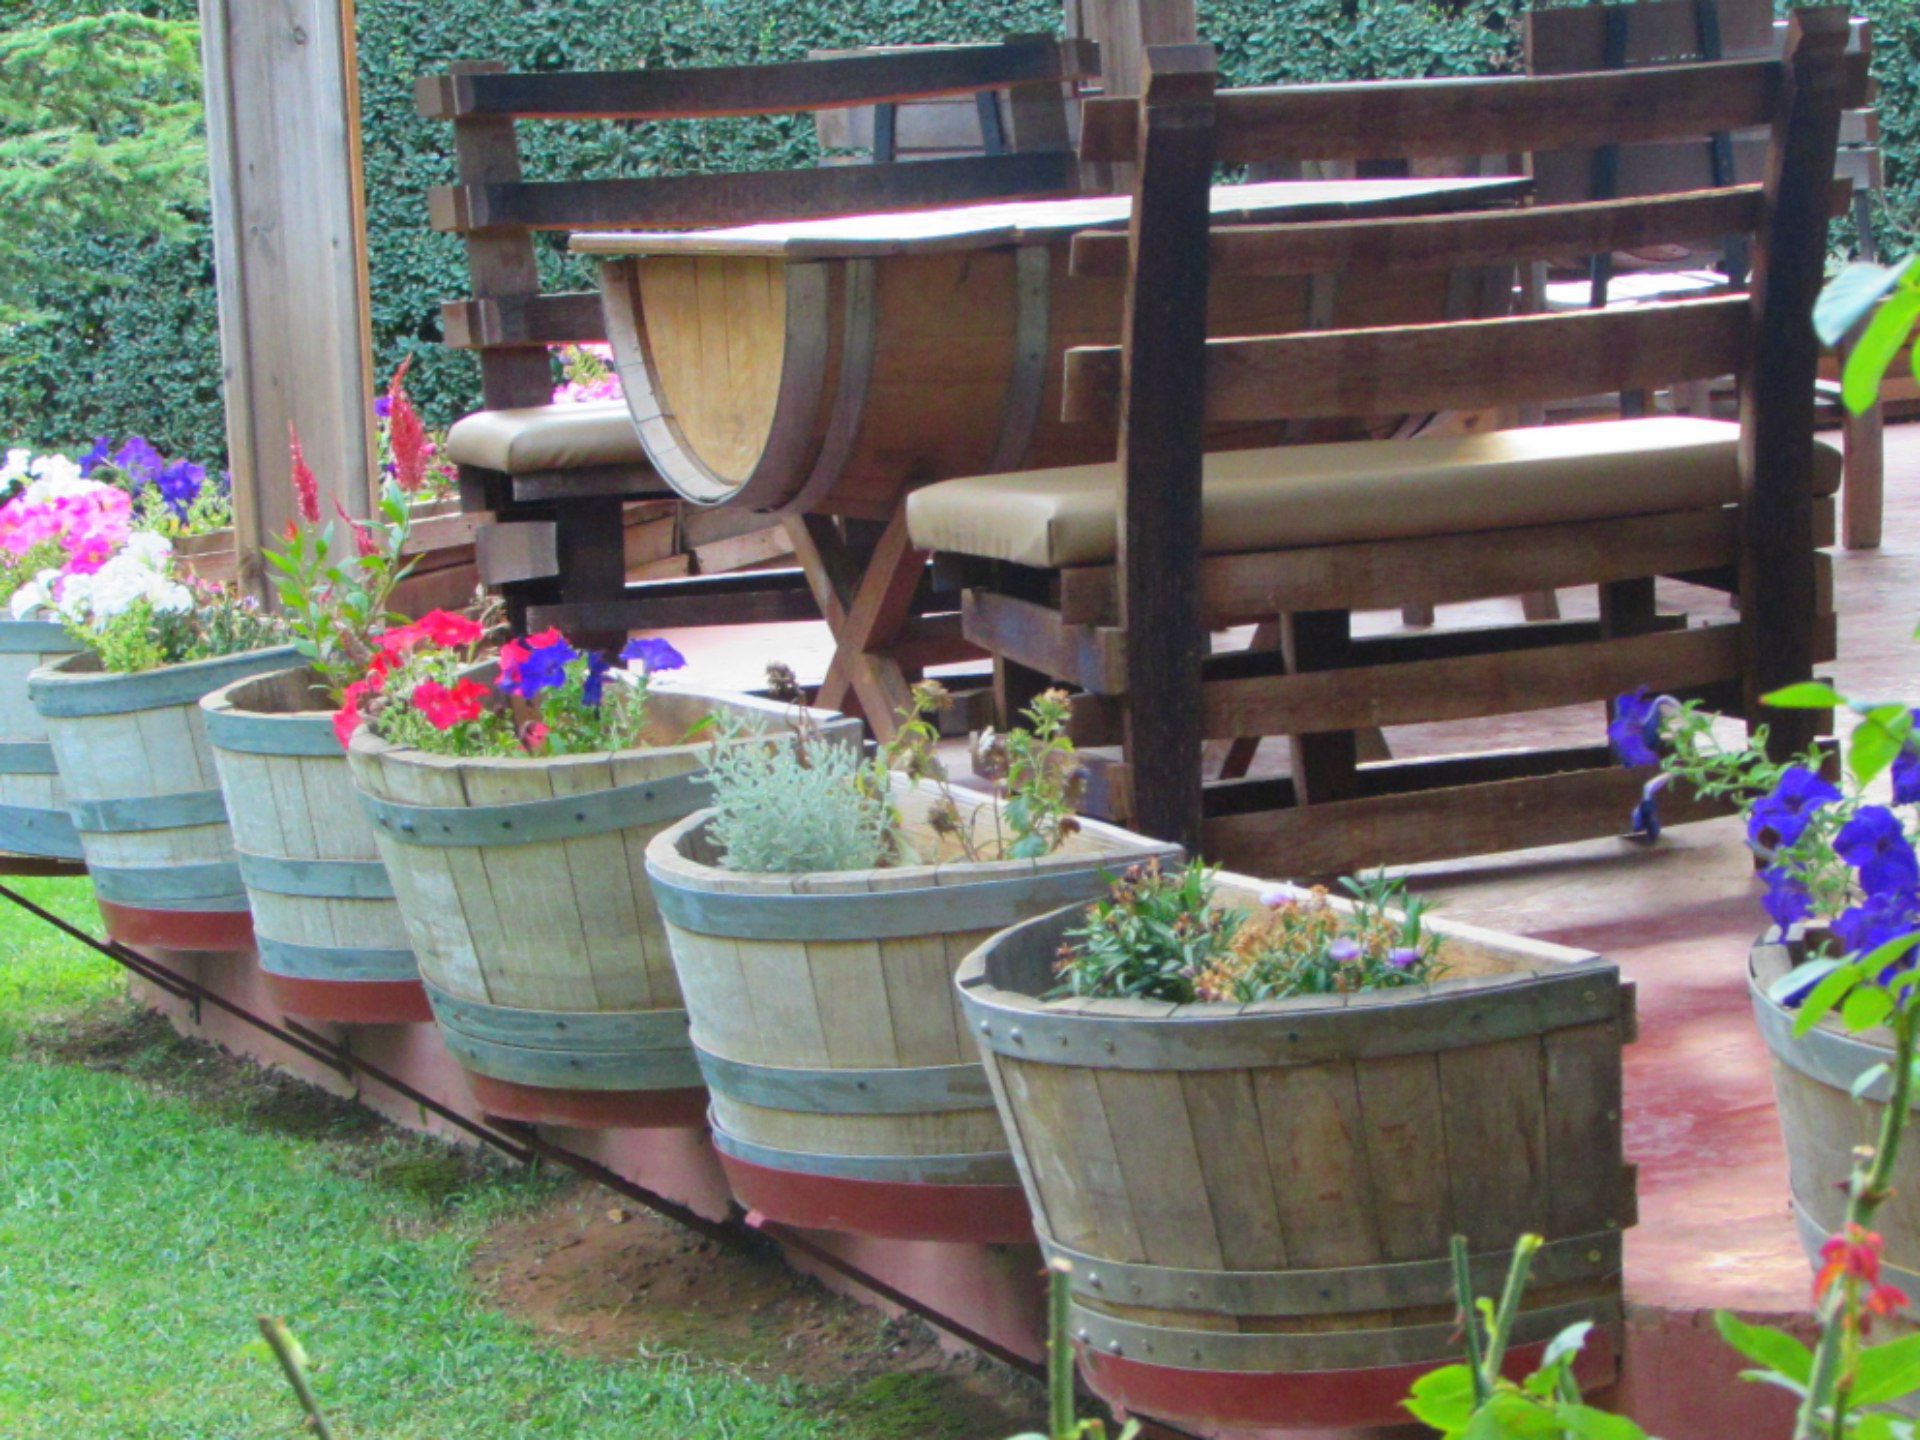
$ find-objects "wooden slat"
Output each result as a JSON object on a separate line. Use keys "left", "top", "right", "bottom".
{"left": 1526, "top": 0, "right": 1777, "bottom": 72}
{"left": 429, "top": 151, "right": 1080, "bottom": 233}
{"left": 962, "top": 591, "right": 1127, "bottom": 696}
{"left": 508, "top": 463, "right": 673, "bottom": 503}
{"left": 1064, "top": 297, "right": 1750, "bottom": 426}
{"left": 415, "top": 38, "right": 1098, "bottom": 121}
{"left": 1078, "top": 54, "right": 1871, "bottom": 165}
{"left": 525, "top": 575, "right": 822, "bottom": 634}
{"left": 1071, "top": 188, "right": 1760, "bottom": 279}
{"left": 475, "top": 520, "right": 557, "bottom": 585}
{"left": 1059, "top": 506, "right": 1741, "bottom": 626}
{"left": 1200, "top": 624, "right": 1739, "bottom": 739}
{"left": 440, "top": 291, "right": 605, "bottom": 348}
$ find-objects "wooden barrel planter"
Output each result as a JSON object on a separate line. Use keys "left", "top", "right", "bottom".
{"left": 347, "top": 689, "right": 858, "bottom": 1129}
{"left": 956, "top": 871, "right": 1635, "bottom": 1432}
{"left": 644, "top": 781, "right": 1180, "bottom": 1245}
{"left": 0, "top": 619, "right": 87, "bottom": 861}
{"left": 1751, "top": 928, "right": 1920, "bottom": 1342}
{"left": 203, "top": 666, "right": 431, "bottom": 1026}
{"left": 28, "top": 645, "right": 298, "bottom": 950}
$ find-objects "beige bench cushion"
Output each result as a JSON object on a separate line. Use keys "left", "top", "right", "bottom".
{"left": 445, "top": 401, "right": 648, "bottom": 474}
{"left": 905, "top": 417, "right": 1843, "bottom": 570}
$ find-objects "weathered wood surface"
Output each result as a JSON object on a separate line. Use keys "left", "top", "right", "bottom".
{"left": 204, "top": 666, "right": 423, "bottom": 1016}
{"left": 201, "top": 0, "right": 374, "bottom": 602}
{"left": 347, "top": 689, "right": 855, "bottom": 1099}
{"left": 0, "top": 621, "right": 85, "bottom": 859}
{"left": 957, "top": 870, "right": 1632, "bottom": 1385}
{"left": 28, "top": 646, "right": 297, "bottom": 919}
{"left": 647, "top": 778, "right": 1178, "bottom": 1187}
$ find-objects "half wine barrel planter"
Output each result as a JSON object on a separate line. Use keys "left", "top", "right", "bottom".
{"left": 645, "top": 780, "right": 1180, "bottom": 1244}
{"left": 28, "top": 645, "right": 298, "bottom": 949}
{"left": 956, "top": 871, "right": 1635, "bottom": 1432}
{"left": 203, "top": 666, "right": 431, "bottom": 1025}
{"left": 0, "top": 618, "right": 86, "bottom": 860}
{"left": 348, "top": 689, "right": 858, "bottom": 1128}
{"left": 1751, "top": 928, "right": 1920, "bottom": 1340}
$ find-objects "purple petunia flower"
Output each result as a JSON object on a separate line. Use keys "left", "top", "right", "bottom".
{"left": 1327, "top": 938, "right": 1362, "bottom": 964}
{"left": 77, "top": 436, "right": 113, "bottom": 476}
{"left": 503, "top": 636, "right": 579, "bottom": 697}
{"left": 1894, "top": 722, "right": 1920, "bottom": 806}
{"left": 1609, "top": 688, "right": 1662, "bottom": 766}
{"left": 621, "top": 636, "right": 687, "bottom": 674}
{"left": 111, "top": 435, "right": 164, "bottom": 486}
{"left": 1748, "top": 766, "right": 1842, "bottom": 849}
{"left": 374, "top": 394, "right": 393, "bottom": 419}
{"left": 1834, "top": 886, "right": 1920, "bottom": 967}
{"left": 1760, "top": 865, "right": 1814, "bottom": 929}
{"left": 1387, "top": 946, "right": 1422, "bottom": 969}
{"left": 582, "top": 651, "right": 613, "bottom": 708}
{"left": 156, "top": 459, "right": 205, "bottom": 520}
{"left": 1836, "top": 806, "right": 1920, "bottom": 897}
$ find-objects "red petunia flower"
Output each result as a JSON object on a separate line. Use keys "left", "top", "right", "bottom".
{"left": 415, "top": 609, "right": 483, "bottom": 649}
{"left": 525, "top": 627, "right": 568, "bottom": 650}
{"left": 377, "top": 621, "right": 426, "bottom": 655}
{"left": 411, "top": 677, "right": 489, "bottom": 731}
{"left": 498, "top": 639, "right": 530, "bottom": 690}
{"left": 333, "top": 677, "right": 375, "bottom": 749}
{"left": 521, "top": 720, "right": 550, "bottom": 755}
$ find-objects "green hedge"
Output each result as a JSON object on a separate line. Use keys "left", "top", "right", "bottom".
{"left": 2, "top": 0, "right": 1916, "bottom": 466}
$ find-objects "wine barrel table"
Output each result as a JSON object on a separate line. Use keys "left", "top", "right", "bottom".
{"left": 204, "top": 666, "right": 432, "bottom": 1026}
{"left": 645, "top": 778, "right": 1180, "bottom": 1245}
{"left": 28, "top": 645, "right": 298, "bottom": 950}
{"left": 0, "top": 619, "right": 87, "bottom": 862}
{"left": 347, "top": 688, "right": 859, "bottom": 1129}
{"left": 956, "top": 870, "right": 1634, "bottom": 1433}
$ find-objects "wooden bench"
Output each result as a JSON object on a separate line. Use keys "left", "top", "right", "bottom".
{"left": 906, "top": 13, "right": 1861, "bottom": 869}
{"left": 417, "top": 36, "right": 1098, "bottom": 647}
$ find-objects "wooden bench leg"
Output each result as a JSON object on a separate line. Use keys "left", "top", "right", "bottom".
{"left": 1842, "top": 397, "right": 1885, "bottom": 551}
{"left": 784, "top": 510, "right": 926, "bottom": 738}
{"left": 1282, "top": 610, "right": 1361, "bottom": 807}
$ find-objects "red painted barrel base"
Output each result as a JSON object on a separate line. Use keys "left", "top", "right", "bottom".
{"left": 98, "top": 900, "right": 255, "bottom": 953}
{"left": 1081, "top": 1325, "right": 1618, "bottom": 1432}
{"left": 718, "top": 1150, "right": 1034, "bottom": 1245}
{"left": 262, "top": 971, "right": 434, "bottom": 1026}
{"left": 467, "top": 1072, "right": 708, "bottom": 1130}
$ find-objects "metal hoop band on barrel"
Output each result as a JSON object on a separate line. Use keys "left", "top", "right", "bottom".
{"left": 707, "top": 1122, "right": 1021, "bottom": 1186}
{"left": 695, "top": 1046, "right": 995, "bottom": 1116}
{"left": 237, "top": 852, "right": 395, "bottom": 900}
{"left": 0, "top": 803, "right": 82, "bottom": 859}
{"left": 28, "top": 646, "right": 297, "bottom": 716}
{"left": 257, "top": 937, "right": 420, "bottom": 983}
{"left": 0, "top": 741, "right": 60, "bottom": 775}
{"left": 424, "top": 984, "right": 700, "bottom": 1092}
{"left": 358, "top": 768, "right": 708, "bottom": 848}
{"left": 89, "top": 860, "right": 249, "bottom": 909}
{"left": 68, "top": 789, "right": 230, "bottom": 833}
{"left": 204, "top": 704, "right": 343, "bottom": 757}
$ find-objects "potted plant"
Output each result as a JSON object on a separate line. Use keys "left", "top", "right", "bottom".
{"left": 0, "top": 450, "right": 136, "bottom": 859}
{"left": 343, "top": 628, "right": 855, "bottom": 1129}
{"left": 644, "top": 679, "right": 1181, "bottom": 1245}
{"left": 20, "top": 483, "right": 293, "bottom": 949}
{"left": 1629, "top": 683, "right": 1920, "bottom": 1360}
{"left": 953, "top": 861, "right": 1633, "bottom": 1432}
{"left": 201, "top": 430, "right": 440, "bottom": 1025}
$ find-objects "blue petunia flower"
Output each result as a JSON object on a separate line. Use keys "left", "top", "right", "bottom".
{"left": 1748, "top": 766, "right": 1842, "bottom": 848}
{"left": 621, "top": 637, "right": 687, "bottom": 674}
{"left": 1760, "top": 865, "right": 1814, "bottom": 929}
{"left": 1836, "top": 806, "right": 1920, "bottom": 897}
{"left": 1608, "top": 688, "right": 1661, "bottom": 766}
{"left": 1894, "top": 720, "right": 1920, "bottom": 806}
{"left": 77, "top": 436, "right": 113, "bottom": 476}
{"left": 1834, "top": 886, "right": 1920, "bottom": 969}
{"left": 374, "top": 394, "right": 393, "bottom": 419}
{"left": 505, "top": 637, "right": 579, "bottom": 697}
{"left": 582, "top": 652, "right": 613, "bottom": 708}
{"left": 156, "top": 459, "right": 205, "bottom": 520}
{"left": 112, "top": 435, "right": 164, "bottom": 486}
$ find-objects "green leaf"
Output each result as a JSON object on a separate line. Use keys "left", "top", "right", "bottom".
{"left": 1850, "top": 1332, "right": 1920, "bottom": 1407}
{"left": 1852, "top": 705, "right": 1915, "bottom": 786}
{"left": 1843, "top": 286, "right": 1920, "bottom": 416}
{"left": 1769, "top": 958, "right": 1842, "bottom": 1008}
{"left": 1552, "top": 1403, "right": 1653, "bottom": 1440}
{"left": 1712, "top": 1310, "right": 1813, "bottom": 1382}
{"left": 1814, "top": 257, "right": 1916, "bottom": 347}
{"left": 1844, "top": 985, "right": 1895, "bottom": 1032}
{"left": 1795, "top": 961, "right": 1866, "bottom": 1035}
{"left": 1539, "top": 1321, "right": 1593, "bottom": 1372}
{"left": 1404, "top": 1365, "right": 1476, "bottom": 1431}
{"left": 1764, "top": 681, "right": 1847, "bottom": 710}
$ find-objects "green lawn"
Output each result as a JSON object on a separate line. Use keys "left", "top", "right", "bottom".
{"left": 0, "top": 877, "right": 919, "bottom": 1439}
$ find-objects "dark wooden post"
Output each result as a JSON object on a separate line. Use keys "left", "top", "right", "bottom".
{"left": 1737, "top": 7, "right": 1850, "bottom": 757}
{"left": 1114, "top": 46, "right": 1215, "bottom": 855}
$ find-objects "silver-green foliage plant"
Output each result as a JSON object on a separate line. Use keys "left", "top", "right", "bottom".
{"left": 701, "top": 719, "right": 893, "bottom": 874}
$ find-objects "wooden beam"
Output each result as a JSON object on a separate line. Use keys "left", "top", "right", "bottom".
{"left": 440, "top": 292, "right": 605, "bottom": 348}
{"left": 415, "top": 38, "right": 1099, "bottom": 121}
{"left": 524, "top": 572, "right": 822, "bottom": 634}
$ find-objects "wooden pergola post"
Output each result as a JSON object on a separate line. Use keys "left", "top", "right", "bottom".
{"left": 1065, "top": 0, "right": 1198, "bottom": 98}
{"left": 199, "top": 0, "right": 376, "bottom": 598}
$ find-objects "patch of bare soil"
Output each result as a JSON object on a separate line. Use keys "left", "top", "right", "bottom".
{"left": 474, "top": 1183, "right": 1049, "bottom": 1440}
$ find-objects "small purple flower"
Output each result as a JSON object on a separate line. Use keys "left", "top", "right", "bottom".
{"left": 1836, "top": 806, "right": 1920, "bottom": 896}
{"left": 621, "top": 636, "right": 687, "bottom": 674}
{"left": 1609, "top": 688, "right": 1662, "bottom": 766}
{"left": 1834, "top": 886, "right": 1920, "bottom": 965}
{"left": 1748, "top": 766, "right": 1842, "bottom": 848}
{"left": 157, "top": 458, "right": 205, "bottom": 519}
{"left": 582, "top": 651, "right": 613, "bottom": 708}
{"left": 1387, "top": 946, "right": 1422, "bottom": 969}
{"left": 504, "top": 636, "right": 579, "bottom": 697}
{"left": 1327, "top": 938, "right": 1362, "bottom": 965}
{"left": 1894, "top": 722, "right": 1920, "bottom": 806}
{"left": 77, "top": 436, "right": 112, "bottom": 476}
{"left": 111, "top": 435, "right": 164, "bottom": 486}
{"left": 1760, "top": 865, "right": 1813, "bottom": 930}
{"left": 374, "top": 394, "right": 393, "bottom": 419}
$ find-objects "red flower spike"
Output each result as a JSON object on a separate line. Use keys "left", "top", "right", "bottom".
{"left": 386, "top": 356, "right": 430, "bottom": 494}
{"left": 289, "top": 423, "right": 321, "bottom": 526}
{"left": 1816, "top": 1223, "right": 1888, "bottom": 1302}
{"left": 334, "top": 500, "right": 381, "bottom": 559}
